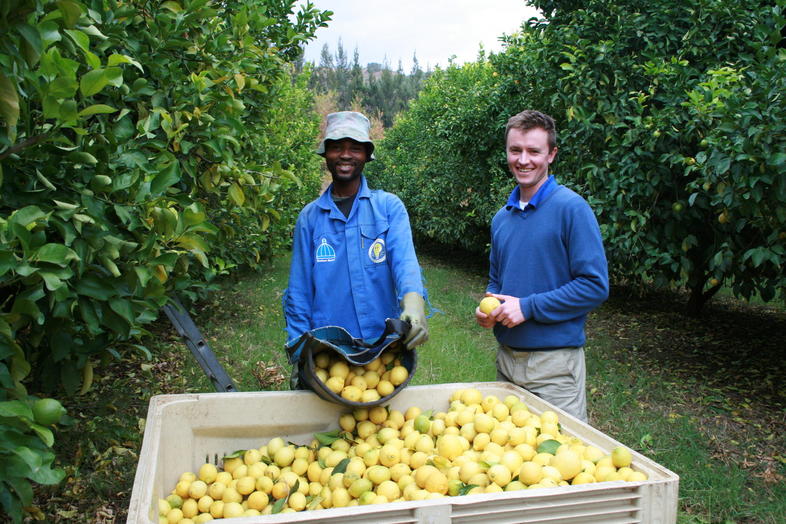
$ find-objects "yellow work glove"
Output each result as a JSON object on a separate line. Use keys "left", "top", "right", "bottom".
{"left": 400, "top": 292, "right": 428, "bottom": 349}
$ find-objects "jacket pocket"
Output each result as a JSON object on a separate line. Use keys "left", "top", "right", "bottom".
{"left": 360, "top": 221, "right": 389, "bottom": 268}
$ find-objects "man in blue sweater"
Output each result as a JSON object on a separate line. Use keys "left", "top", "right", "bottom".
{"left": 475, "top": 110, "right": 609, "bottom": 422}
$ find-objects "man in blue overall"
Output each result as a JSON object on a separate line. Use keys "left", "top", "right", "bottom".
{"left": 475, "top": 110, "right": 609, "bottom": 422}
{"left": 285, "top": 111, "right": 428, "bottom": 351}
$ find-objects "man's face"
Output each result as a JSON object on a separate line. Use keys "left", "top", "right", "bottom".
{"left": 506, "top": 127, "right": 557, "bottom": 197}
{"left": 325, "top": 138, "right": 368, "bottom": 183}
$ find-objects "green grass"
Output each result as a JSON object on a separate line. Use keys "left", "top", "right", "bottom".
{"left": 42, "top": 251, "right": 785, "bottom": 522}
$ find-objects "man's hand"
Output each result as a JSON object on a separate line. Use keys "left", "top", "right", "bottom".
{"left": 475, "top": 293, "right": 525, "bottom": 329}
{"left": 400, "top": 292, "right": 428, "bottom": 349}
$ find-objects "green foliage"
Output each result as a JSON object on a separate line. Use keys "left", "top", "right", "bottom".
{"left": 366, "top": 59, "right": 507, "bottom": 251}
{"left": 371, "top": 0, "right": 786, "bottom": 314}
{"left": 0, "top": 0, "right": 328, "bottom": 520}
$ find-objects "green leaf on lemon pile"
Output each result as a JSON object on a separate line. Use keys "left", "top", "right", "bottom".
{"left": 459, "top": 484, "right": 477, "bottom": 496}
{"left": 271, "top": 496, "right": 288, "bottom": 513}
{"left": 306, "top": 495, "right": 322, "bottom": 511}
{"left": 313, "top": 429, "right": 342, "bottom": 446}
{"left": 332, "top": 457, "right": 350, "bottom": 475}
{"left": 222, "top": 449, "right": 245, "bottom": 460}
{"left": 537, "top": 439, "right": 562, "bottom": 455}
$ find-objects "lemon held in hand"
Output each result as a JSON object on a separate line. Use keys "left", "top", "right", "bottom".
{"left": 479, "top": 297, "right": 501, "bottom": 315}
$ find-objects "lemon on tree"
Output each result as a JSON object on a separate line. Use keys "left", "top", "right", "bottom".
{"left": 31, "top": 397, "right": 67, "bottom": 426}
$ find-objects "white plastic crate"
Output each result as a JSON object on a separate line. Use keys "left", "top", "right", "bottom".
{"left": 127, "top": 382, "right": 679, "bottom": 523}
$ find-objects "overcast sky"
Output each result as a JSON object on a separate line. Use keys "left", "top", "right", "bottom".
{"left": 300, "top": 1, "right": 541, "bottom": 71}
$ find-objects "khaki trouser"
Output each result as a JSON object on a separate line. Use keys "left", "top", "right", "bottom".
{"left": 496, "top": 344, "right": 588, "bottom": 423}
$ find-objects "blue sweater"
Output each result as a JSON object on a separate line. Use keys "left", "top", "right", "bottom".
{"left": 487, "top": 176, "right": 609, "bottom": 349}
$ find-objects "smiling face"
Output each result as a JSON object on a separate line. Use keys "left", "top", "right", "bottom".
{"left": 506, "top": 127, "right": 558, "bottom": 200}
{"left": 324, "top": 138, "right": 369, "bottom": 188}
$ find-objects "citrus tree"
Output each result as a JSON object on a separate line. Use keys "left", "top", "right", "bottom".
{"left": 0, "top": 0, "right": 329, "bottom": 519}
{"left": 371, "top": 0, "right": 785, "bottom": 316}
{"left": 494, "top": 0, "right": 786, "bottom": 315}
{"left": 366, "top": 59, "right": 508, "bottom": 252}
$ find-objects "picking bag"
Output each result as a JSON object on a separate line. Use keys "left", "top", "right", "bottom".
{"left": 285, "top": 319, "right": 417, "bottom": 407}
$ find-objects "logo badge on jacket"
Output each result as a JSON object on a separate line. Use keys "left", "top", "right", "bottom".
{"left": 316, "top": 238, "right": 336, "bottom": 262}
{"left": 368, "top": 238, "right": 386, "bottom": 263}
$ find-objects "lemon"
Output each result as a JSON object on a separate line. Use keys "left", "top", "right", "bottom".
{"left": 325, "top": 376, "right": 345, "bottom": 394}
{"left": 314, "top": 351, "right": 331, "bottom": 369}
{"left": 288, "top": 491, "right": 307, "bottom": 511}
{"left": 166, "top": 508, "right": 184, "bottom": 523}
{"left": 491, "top": 402, "right": 510, "bottom": 421}
{"left": 376, "top": 380, "right": 395, "bottom": 397}
{"left": 436, "top": 434, "right": 464, "bottom": 460}
{"left": 487, "top": 464, "right": 512, "bottom": 487}
{"left": 375, "top": 479, "right": 400, "bottom": 500}
{"left": 490, "top": 427, "right": 509, "bottom": 446}
{"left": 236, "top": 476, "right": 255, "bottom": 495}
{"left": 627, "top": 470, "right": 648, "bottom": 482}
{"left": 389, "top": 462, "right": 411, "bottom": 482}
{"left": 424, "top": 470, "right": 448, "bottom": 494}
{"left": 550, "top": 449, "right": 582, "bottom": 480}
{"left": 188, "top": 480, "right": 208, "bottom": 499}
{"left": 271, "top": 481, "right": 290, "bottom": 500}
{"left": 367, "top": 464, "right": 392, "bottom": 485}
{"left": 474, "top": 413, "right": 495, "bottom": 434}
{"left": 181, "top": 498, "right": 198, "bottom": 518}
{"left": 221, "top": 486, "right": 242, "bottom": 504}
{"left": 208, "top": 500, "right": 224, "bottom": 519}
{"left": 500, "top": 450, "right": 524, "bottom": 473}
{"left": 348, "top": 477, "right": 373, "bottom": 498}
{"left": 481, "top": 395, "right": 500, "bottom": 413}
{"left": 363, "top": 370, "right": 381, "bottom": 389}
{"left": 479, "top": 296, "right": 501, "bottom": 315}
{"left": 274, "top": 446, "right": 295, "bottom": 468}
{"left": 611, "top": 446, "right": 633, "bottom": 468}
{"left": 341, "top": 385, "right": 362, "bottom": 402}
{"left": 165, "top": 494, "right": 182, "bottom": 510}
{"left": 584, "top": 446, "right": 604, "bottom": 463}
{"left": 197, "top": 463, "right": 218, "bottom": 484}
{"left": 572, "top": 471, "right": 596, "bottom": 484}
{"left": 519, "top": 461, "right": 543, "bottom": 485}
{"left": 379, "top": 444, "right": 401, "bottom": 467}
{"left": 413, "top": 414, "right": 431, "bottom": 434}
{"left": 206, "top": 482, "right": 225, "bottom": 500}
{"left": 31, "top": 398, "right": 66, "bottom": 426}
{"left": 329, "top": 361, "right": 350, "bottom": 379}
{"left": 243, "top": 448, "right": 262, "bottom": 465}
{"left": 222, "top": 501, "right": 244, "bottom": 518}
{"left": 459, "top": 461, "right": 481, "bottom": 483}
{"left": 414, "top": 433, "right": 435, "bottom": 453}
{"left": 361, "top": 389, "right": 381, "bottom": 403}
{"left": 389, "top": 366, "right": 409, "bottom": 386}
{"left": 196, "top": 495, "right": 213, "bottom": 513}
{"left": 175, "top": 480, "right": 191, "bottom": 498}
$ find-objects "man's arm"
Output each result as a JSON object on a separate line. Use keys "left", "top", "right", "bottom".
{"left": 520, "top": 201, "right": 609, "bottom": 324}
{"left": 385, "top": 195, "right": 427, "bottom": 347}
{"left": 385, "top": 195, "right": 424, "bottom": 299}
{"left": 284, "top": 212, "right": 314, "bottom": 342}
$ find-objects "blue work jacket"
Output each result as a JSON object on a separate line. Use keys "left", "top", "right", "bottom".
{"left": 284, "top": 176, "right": 423, "bottom": 343}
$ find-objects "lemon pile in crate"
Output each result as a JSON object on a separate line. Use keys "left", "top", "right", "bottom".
{"left": 155, "top": 387, "right": 649, "bottom": 523}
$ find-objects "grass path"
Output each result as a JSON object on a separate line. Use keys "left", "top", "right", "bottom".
{"left": 43, "top": 253, "right": 785, "bottom": 522}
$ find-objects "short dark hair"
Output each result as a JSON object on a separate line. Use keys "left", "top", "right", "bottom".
{"left": 505, "top": 110, "right": 557, "bottom": 151}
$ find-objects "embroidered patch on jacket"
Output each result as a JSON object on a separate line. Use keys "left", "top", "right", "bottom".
{"left": 368, "top": 238, "right": 386, "bottom": 263}
{"left": 316, "top": 238, "right": 336, "bottom": 262}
